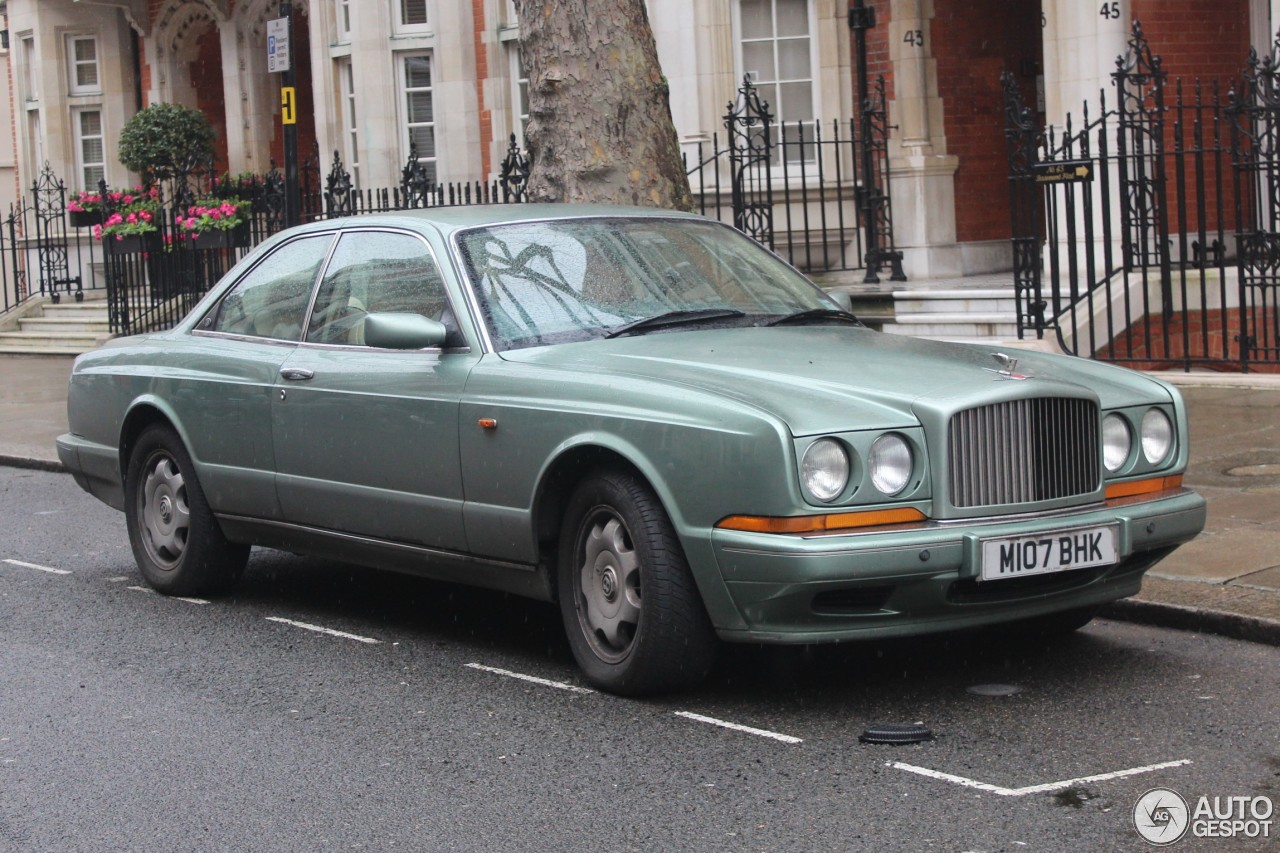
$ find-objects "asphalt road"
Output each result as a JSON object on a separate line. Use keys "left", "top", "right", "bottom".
{"left": 2, "top": 467, "right": 1278, "bottom": 852}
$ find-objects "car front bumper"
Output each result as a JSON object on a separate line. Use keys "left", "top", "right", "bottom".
{"left": 709, "top": 489, "right": 1206, "bottom": 643}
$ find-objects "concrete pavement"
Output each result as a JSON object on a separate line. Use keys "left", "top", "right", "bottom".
{"left": 2, "top": 354, "right": 1278, "bottom": 644}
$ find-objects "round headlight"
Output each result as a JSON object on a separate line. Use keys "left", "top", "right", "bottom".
{"left": 1102, "top": 413, "right": 1132, "bottom": 472}
{"left": 1141, "top": 409, "right": 1173, "bottom": 465}
{"left": 869, "top": 434, "right": 913, "bottom": 496}
{"left": 801, "top": 438, "right": 850, "bottom": 502}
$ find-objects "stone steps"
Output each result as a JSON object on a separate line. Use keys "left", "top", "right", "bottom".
{"left": 0, "top": 296, "right": 111, "bottom": 355}
{"left": 882, "top": 287, "right": 1019, "bottom": 342}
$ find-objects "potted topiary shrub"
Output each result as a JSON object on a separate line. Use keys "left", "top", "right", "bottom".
{"left": 118, "top": 103, "right": 216, "bottom": 184}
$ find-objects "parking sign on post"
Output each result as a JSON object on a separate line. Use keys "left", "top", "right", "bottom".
{"left": 266, "top": 17, "right": 289, "bottom": 73}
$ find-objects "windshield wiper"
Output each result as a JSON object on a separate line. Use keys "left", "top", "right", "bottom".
{"left": 757, "top": 308, "right": 863, "bottom": 328}
{"left": 604, "top": 308, "right": 746, "bottom": 339}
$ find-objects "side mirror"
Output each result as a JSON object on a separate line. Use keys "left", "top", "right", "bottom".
{"left": 828, "top": 290, "right": 854, "bottom": 313}
{"left": 362, "top": 312, "right": 448, "bottom": 350}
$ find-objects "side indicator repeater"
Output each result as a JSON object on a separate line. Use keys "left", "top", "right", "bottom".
{"left": 478, "top": 418, "right": 498, "bottom": 430}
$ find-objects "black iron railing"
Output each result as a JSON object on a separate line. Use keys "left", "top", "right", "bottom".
{"left": 5, "top": 86, "right": 901, "bottom": 336}
{"left": 1004, "top": 20, "right": 1276, "bottom": 371}
{"left": 685, "top": 77, "right": 901, "bottom": 277}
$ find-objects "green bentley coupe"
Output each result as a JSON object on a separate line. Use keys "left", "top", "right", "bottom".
{"left": 58, "top": 205, "right": 1206, "bottom": 694}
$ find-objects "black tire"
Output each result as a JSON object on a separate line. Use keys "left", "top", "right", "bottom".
{"left": 557, "top": 469, "right": 718, "bottom": 695}
{"left": 124, "top": 424, "right": 249, "bottom": 596}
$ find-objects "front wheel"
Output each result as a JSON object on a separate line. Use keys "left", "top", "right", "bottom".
{"left": 124, "top": 424, "right": 249, "bottom": 596}
{"left": 558, "top": 469, "right": 717, "bottom": 695}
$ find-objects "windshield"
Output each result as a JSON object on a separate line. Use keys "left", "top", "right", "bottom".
{"left": 455, "top": 217, "right": 837, "bottom": 350}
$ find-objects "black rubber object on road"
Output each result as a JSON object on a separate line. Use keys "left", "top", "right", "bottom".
{"left": 858, "top": 724, "right": 934, "bottom": 745}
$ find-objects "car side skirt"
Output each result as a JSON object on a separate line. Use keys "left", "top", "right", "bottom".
{"left": 216, "top": 514, "right": 554, "bottom": 602}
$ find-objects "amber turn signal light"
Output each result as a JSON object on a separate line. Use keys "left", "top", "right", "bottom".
{"left": 1105, "top": 474, "right": 1182, "bottom": 501}
{"left": 716, "top": 507, "right": 927, "bottom": 534}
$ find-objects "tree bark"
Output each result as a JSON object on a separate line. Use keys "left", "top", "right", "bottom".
{"left": 512, "top": 0, "right": 693, "bottom": 210}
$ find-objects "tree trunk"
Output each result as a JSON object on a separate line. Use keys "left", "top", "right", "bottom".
{"left": 512, "top": 0, "right": 693, "bottom": 210}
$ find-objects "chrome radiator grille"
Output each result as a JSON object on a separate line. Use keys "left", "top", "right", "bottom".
{"left": 947, "top": 398, "right": 1100, "bottom": 508}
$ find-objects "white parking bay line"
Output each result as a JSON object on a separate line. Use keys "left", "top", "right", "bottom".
{"left": 674, "top": 711, "right": 803, "bottom": 745}
{"left": 464, "top": 663, "right": 595, "bottom": 694}
{"left": 889, "top": 758, "right": 1192, "bottom": 797}
{"left": 125, "top": 585, "right": 209, "bottom": 605}
{"left": 3, "top": 558, "right": 71, "bottom": 576}
{"left": 266, "top": 616, "right": 380, "bottom": 645}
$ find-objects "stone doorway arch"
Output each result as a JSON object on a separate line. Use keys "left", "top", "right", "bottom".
{"left": 144, "top": 0, "right": 314, "bottom": 178}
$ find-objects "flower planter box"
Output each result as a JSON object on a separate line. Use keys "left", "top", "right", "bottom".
{"left": 188, "top": 223, "right": 250, "bottom": 249}
{"left": 103, "top": 232, "right": 160, "bottom": 254}
{"left": 69, "top": 209, "right": 101, "bottom": 228}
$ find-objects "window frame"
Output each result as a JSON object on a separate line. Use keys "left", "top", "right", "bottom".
{"left": 334, "top": 0, "right": 351, "bottom": 41}
{"left": 72, "top": 107, "right": 106, "bottom": 190}
{"left": 732, "top": 0, "right": 820, "bottom": 164}
{"left": 196, "top": 233, "right": 338, "bottom": 343}
{"left": 20, "top": 33, "right": 37, "bottom": 103}
{"left": 393, "top": 0, "right": 430, "bottom": 34}
{"left": 66, "top": 33, "right": 101, "bottom": 96}
{"left": 397, "top": 51, "right": 437, "bottom": 184}
{"left": 305, "top": 228, "right": 458, "bottom": 349}
{"left": 508, "top": 43, "right": 529, "bottom": 147}
{"left": 337, "top": 57, "right": 360, "bottom": 188}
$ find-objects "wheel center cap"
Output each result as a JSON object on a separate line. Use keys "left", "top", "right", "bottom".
{"left": 600, "top": 566, "right": 618, "bottom": 602}
{"left": 159, "top": 495, "right": 173, "bottom": 524}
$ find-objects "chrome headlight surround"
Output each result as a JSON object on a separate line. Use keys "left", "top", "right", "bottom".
{"left": 868, "top": 433, "right": 913, "bottom": 497}
{"left": 1141, "top": 408, "right": 1174, "bottom": 465}
{"left": 1102, "top": 413, "right": 1132, "bottom": 473}
{"left": 800, "top": 438, "right": 851, "bottom": 503}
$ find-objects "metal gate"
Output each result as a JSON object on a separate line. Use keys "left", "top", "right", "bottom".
{"left": 1230, "top": 39, "right": 1280, "bottom": 365}
{"left": 1005, "top": 21, "right": 1277, "bottom": 371}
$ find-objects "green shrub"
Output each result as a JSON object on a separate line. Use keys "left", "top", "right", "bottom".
{"left": 118, "top": 103, "right": 215, "bottom": 181}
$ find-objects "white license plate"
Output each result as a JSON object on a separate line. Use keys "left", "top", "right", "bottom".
{"left": 979, "top": 524, "right": 1118, "bottom": 581}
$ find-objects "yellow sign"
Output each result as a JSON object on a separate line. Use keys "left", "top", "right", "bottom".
{"left": 281, "top": 86, "right": 297, "bottom": 125}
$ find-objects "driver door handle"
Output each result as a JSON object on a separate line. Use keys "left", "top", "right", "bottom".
{"left": 279, "top": 367, "right": 315, "bottom": 381}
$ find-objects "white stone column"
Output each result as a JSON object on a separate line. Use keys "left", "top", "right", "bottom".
{"left": 1040, "top": 0, "right": 1130, "bottom": 130}
{"left": 1039, "top": 0, "right": 1133, "bottom": 345}
{"left": 432, "top": 0, "right": 481, "bottom": 182}
{"left": 349, "top": 1, "right": 398, "bottom": 187}
{"left": 885, "top": 0, "right": 961, "bottom": 279}
{"left": 1258, "top": 0, "right": 1277, "bottom": 49}
{"left": 649, "top": 0, "right": 734, "bottom": 152}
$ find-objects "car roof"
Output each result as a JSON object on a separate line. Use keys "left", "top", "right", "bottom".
{"left": 292, "top": 203, "right": 707, "bottom": 238}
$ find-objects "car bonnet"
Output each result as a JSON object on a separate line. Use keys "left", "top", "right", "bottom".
{"left": 496, "top": 326, "right": 1172, "bottom": 437}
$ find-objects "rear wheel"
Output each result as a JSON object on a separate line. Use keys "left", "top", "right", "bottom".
{"left": 124, "top": 424, "right": 248, "bottom": 596}
{"left": 558, "top": 469, "right": 717, "bottom": 695}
